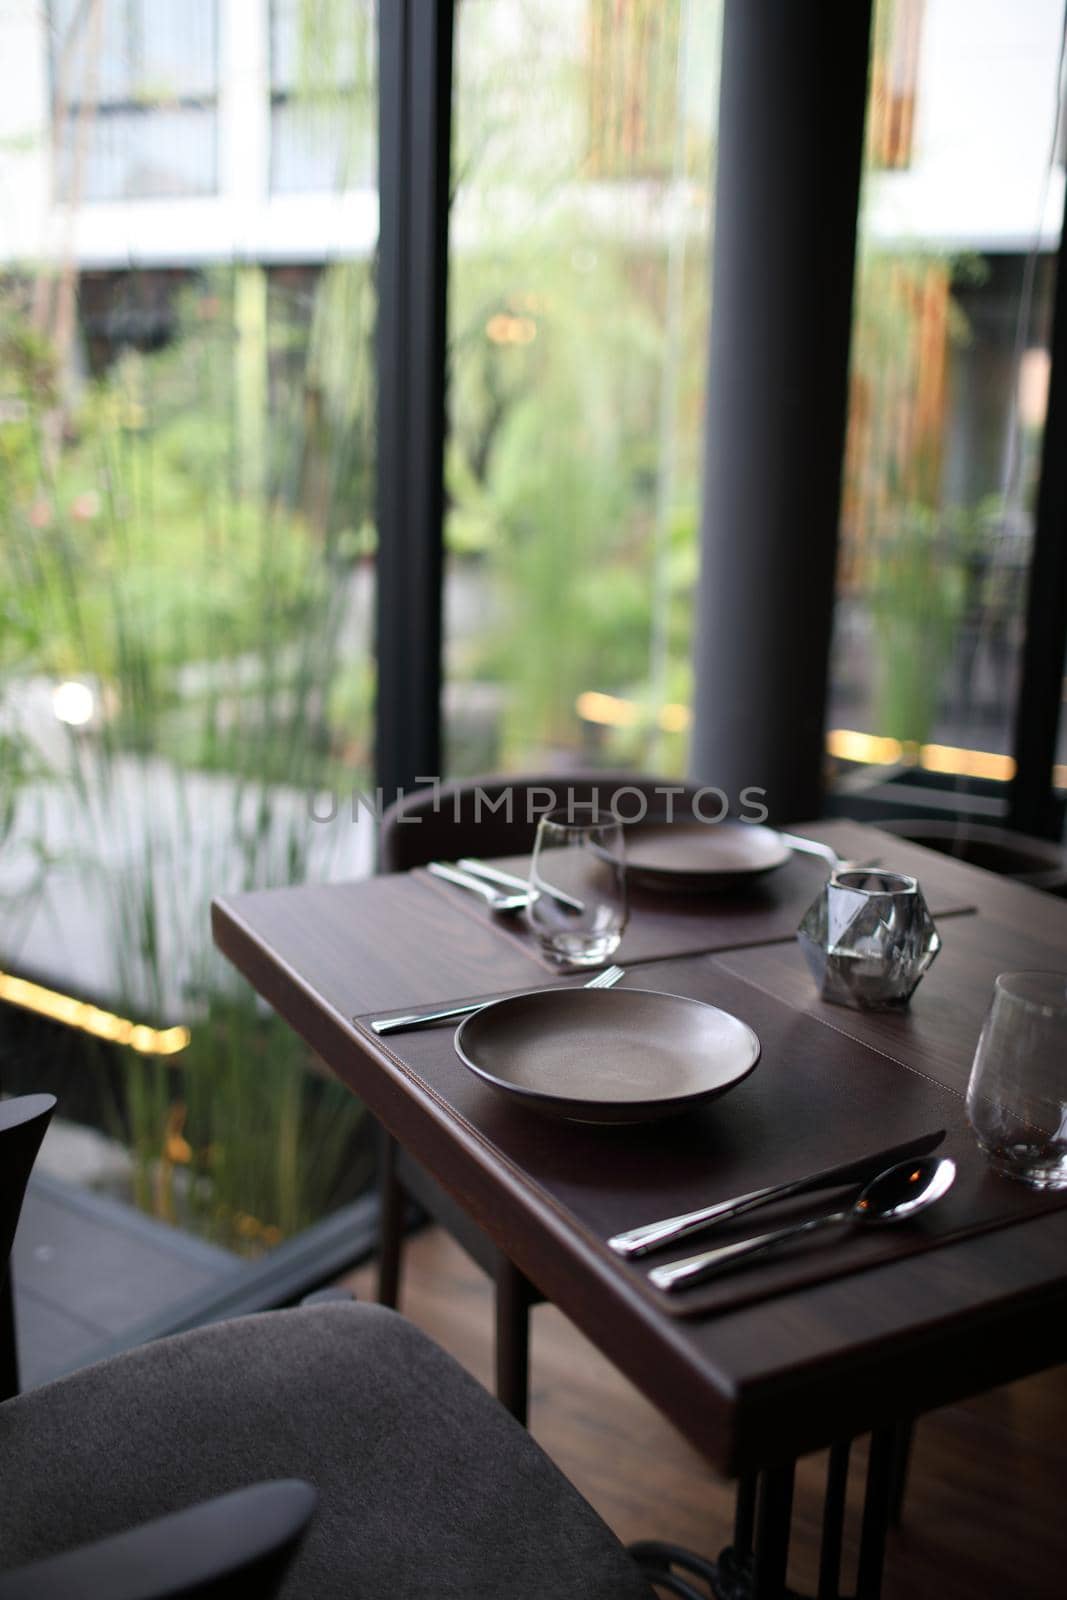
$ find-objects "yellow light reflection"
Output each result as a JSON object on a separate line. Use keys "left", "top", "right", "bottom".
{"left": 575, "top": 691, "right": 691, "bottom": 733}
{"left": 658, "top": 702, "right": 691, "bottom": 734}
{"left": 485, "top": 313, "right": 537, "bottom": 346}
{"left": 919, "top": 744, "right": 1015, "bottom": 782}
{"left": 576, "top": 691, "right": 640, "bottom": 727}
{"left": 825, "top": 729, "right": 907, "bottom": 766}
{"left": 575, "top": 700, "right": 1018, "bottom": 788}
{"left": 829, "top": 729, "right": 1016, "bottom": 783}
{"left": 0, "top": 970, "right": 190, "bottom": 1056}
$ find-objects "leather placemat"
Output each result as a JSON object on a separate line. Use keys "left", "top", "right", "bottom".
{"left": 714, "top": 912, "right": 1067, "bottom": 1102}
{"left": 355, "top": 953, "right": 1067, "bottom": 1321}
{"left": 413, "top": 842, "right": 976, "bottom": 971}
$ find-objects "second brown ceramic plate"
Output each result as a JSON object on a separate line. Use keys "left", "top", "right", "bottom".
{"left": 454, "top": 986, "right": 760, "bottom": 1124}
{"left": 623, "top": 820, "right": 791, "bottom": 893}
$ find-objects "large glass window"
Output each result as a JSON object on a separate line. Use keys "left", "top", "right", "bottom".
{"left": 1, "top": 0, "right": 377, "bottom": 1298}
{"left": 50, "top": 0, "right": 219, "bottom": 201}
{"left": 827, "top": 0, "right": 1064, "bottom": 800}
{"left": 269, "top": 0, "right": 375, "bottom": 193}
{"left": 443, "top": 0, "right": 721, "bottom": 779}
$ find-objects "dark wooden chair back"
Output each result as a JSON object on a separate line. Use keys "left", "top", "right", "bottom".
{"left": 379, "top": 770, "right": 698, "bottom": 874}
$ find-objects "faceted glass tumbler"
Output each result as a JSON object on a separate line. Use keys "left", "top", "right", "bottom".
{"left": 797, "top": 869, "right": 941, "bottom": 1011}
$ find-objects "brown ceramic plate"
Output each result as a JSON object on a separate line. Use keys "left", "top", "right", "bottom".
{"left": 623, "top": 820, "right": 791, "bottom": 894}
{"left": 454, "top": 986, "right": 760, "bottom": 1124}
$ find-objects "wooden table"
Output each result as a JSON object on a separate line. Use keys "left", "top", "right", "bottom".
{"left": 212, "top": 821, "right": 1067, "bottom": 1598}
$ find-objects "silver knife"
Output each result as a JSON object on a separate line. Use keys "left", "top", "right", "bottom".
{"left": 368, "top": 963, "right": 625, "bottom": 1035}
{"left": 369, "top": 995, "right": 513, "bottom": 1035}
{"left": 607, "top": 1129, "right": 947, "bottom": 1257}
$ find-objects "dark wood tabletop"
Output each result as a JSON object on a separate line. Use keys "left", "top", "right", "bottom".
{"left": 211, "top": 821, "right": 1067, "bottom": 1477}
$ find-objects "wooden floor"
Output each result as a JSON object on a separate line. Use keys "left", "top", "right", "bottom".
{"left": 347, "top": 1227, "right": 1067, "bottom": 1599}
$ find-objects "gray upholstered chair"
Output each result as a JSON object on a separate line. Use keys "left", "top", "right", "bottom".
{"left": 376, "top": 771, "right": 699, "bottom": 1426}
{"left": 0, "top": 1303, "right": 657, "bottom": 1598}
{"left": 0, "top": 1094, "right": 659, "bottom": 1599}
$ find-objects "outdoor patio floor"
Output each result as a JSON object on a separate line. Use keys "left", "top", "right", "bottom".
{"left": 12, "top": 1174, "right": 238, "bottom": 1389}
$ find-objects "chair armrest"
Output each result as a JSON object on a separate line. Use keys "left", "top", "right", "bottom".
{"left": 0, "top": 1479, "right": 317, "bottom": 1600}
{"left": 299, "top": 1286, "right": 356, "bottom": 1307}
{"left": 1, "top": 1095, "right": 56, "bottom": 1270}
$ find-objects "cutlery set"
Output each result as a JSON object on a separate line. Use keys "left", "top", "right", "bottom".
{"left": 426, "top": 858, "right": 586, "bottom": 916}
{"left": 642, "top": 1144, "right": 955, "bottom": 1293}
{"left": 608, "top": 1130, "right": 948, "bottom": 1258}
{"left": 426, "top": 861, "right": 530, "bottom": 914}
{"left": 371, "top": 846, "right": 957, "bottom": 1294}
{"left": 426, "top": 836, "right": 865, "bottom": 920}
{"left": 455, "top": 859, "right": 585, "bottom": 912}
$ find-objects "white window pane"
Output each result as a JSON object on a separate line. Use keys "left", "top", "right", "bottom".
{"left": 137, "top": 0, "right": 217, "bottom": 99}
{"left": 270, "top": 0, "right": 371, "bottom": 93}
{"left": 59, "top": 106, "right": 216, "bottom": 200}
{"left": 271, "top": 98, "right": 373, "bottom": 193}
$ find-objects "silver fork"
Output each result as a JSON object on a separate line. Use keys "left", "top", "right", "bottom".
{"left": 369, "top": 964, "right": 625, "bottom": 1036}
{"left": 584, "top": 964, "right": 626, "bottom": 989}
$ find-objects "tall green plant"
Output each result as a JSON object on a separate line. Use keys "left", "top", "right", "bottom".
{"left": 445, "top": 1, "right": 717, "bottom": 772}
{"left": 867, "top": 504, "right": 971, "bottom": 745}
{"left": 1, "top": 266, "right": 374, "bottom": 1251}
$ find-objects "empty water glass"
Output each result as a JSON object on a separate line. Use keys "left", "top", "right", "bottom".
{"left": 527, "top": 811, "right": 627, "bottom": 967}
{"left": 966, "top": 971, "right": 1067, "bottom": 1189}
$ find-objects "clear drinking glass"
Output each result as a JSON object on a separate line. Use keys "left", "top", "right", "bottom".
{"left": 966, "top": 972, "right": 1067, "bottom": 1190}
{"left": 527, "top": 811, "right": 627, "bottom": 968}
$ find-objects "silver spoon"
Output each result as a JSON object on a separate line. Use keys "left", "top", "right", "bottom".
{"left": 649, "top": 1155, "right": 957, "bottom": 1293}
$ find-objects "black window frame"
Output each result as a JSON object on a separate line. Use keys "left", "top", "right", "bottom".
{"left": 376, "top": 0, "right": 1067, "bottom": 839}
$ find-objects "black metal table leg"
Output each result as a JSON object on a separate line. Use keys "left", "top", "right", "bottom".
{"left": 494, "top": 1254, "right": 532, "bottom": 1426}
{"left": 629, "top": 1540, "right": 722, "bottom": 1598}
{"left": 375, "top": 1127, "right": 403, "bottom": 1309}
{"left": 633, "top": 1423, "right": 900, "bottom": 1600}
{"left": 887, "top": 1419, "right": 914, "bottom": 1527}
{"left": 706, "top": 1474, "right": 759, "bottom": 1598}
{"left": 856, "top": 1428, "right": 895, "bottom": 1600}
{"left": 817, "top": 1440, "right": 851, "bottom": 1600}
{"left": 734, "top": 1474, "right": 758, "bottom": 1561}
{"left": 752, "top": 1463, "right": 796, "bottom": 1600}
